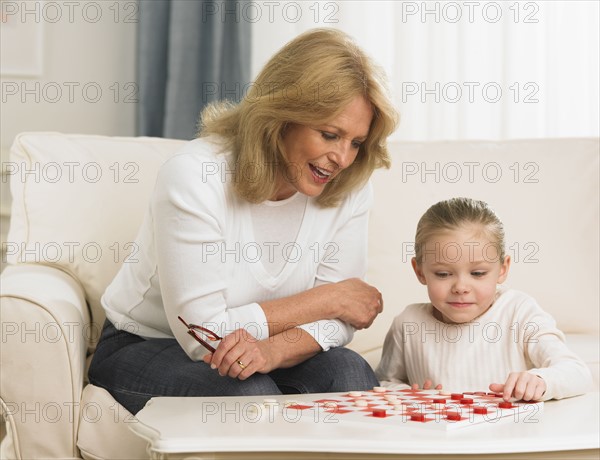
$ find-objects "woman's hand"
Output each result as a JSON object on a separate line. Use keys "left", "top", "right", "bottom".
{"left": 411, "top": 380, "right": 442, "bottom": 390}
{"left": 489, "top": 372, "right": 546, "bottom": 401}
{"left": 328, "top": 278, "right": 383, "bottom": 329}
{"left": 202, "top": 328, "right": 275, "bottom": 380}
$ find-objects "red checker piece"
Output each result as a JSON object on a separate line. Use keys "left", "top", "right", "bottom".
{"left": 445, "top": 412, "right": 462, "bottom": 421}
{"left": 460, "top": 398, "right": 474, "bottom": 405}
{"left": 372, "top": 409, "right": 387, "bottom": 418}
{"left": 410, "top": 413, "right": 427, "bottom": 422}
{"left": 472, "top": 406, "right": 489, "bottom": 415}
{"left": 450, "top": 393, "right": 464, "bottom": 400}
{"left": 498, "top": 401, "right": 514, "bottom": 409}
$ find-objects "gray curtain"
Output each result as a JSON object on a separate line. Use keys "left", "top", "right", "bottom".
{"left": 137, "top": 0, "right": 252, "bottom": 140}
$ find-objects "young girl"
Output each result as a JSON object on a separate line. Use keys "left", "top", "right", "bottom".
{"left": 376, "top": 197, "right": 593, "bottom": 401}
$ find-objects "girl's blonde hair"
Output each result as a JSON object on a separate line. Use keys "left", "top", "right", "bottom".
{"left": 414, "top": 197, "right": 506, "bottom": 264}
{"left": 199, "top": 28, "right": 399, "bottom": 207}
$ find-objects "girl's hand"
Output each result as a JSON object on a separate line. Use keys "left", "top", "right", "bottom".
{"left": 489, "top": 372, "right": 546, "bottom": 401}
{"left": 411, "top": 379, "right": 442, "bottom": 390}
{"left": 329, "top": 278, "right": 383, "bottom": 329}
{"left": 202, "top": 328, "right": 275, "bottom": 380}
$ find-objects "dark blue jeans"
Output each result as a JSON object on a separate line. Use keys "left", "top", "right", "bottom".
{"left": 88, "top": 320, "right": 379, "bottom": 414}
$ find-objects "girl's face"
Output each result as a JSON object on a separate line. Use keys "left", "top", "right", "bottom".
{"left": 411, "top": 224, "right": 511, "bottom": 324}
{"left": 272, "top": 96, "right": 373, "bottom": 201}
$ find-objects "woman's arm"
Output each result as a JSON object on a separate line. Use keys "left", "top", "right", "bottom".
{"left": 153, "top": 149, "right": 273, "bottom": 360}
{"left": 201, "top": 280, "right": 382, "bottom": 380}
{"left": 259, "top": 278, "right": 382, "bottom": 336}
{"left": 204, "top": 327, "right": 323, "bottom": 378}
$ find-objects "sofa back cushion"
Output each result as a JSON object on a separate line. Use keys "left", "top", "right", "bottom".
{"left": 6, "top": 132, "right": 186, "bottom": 339}
{"left": 6, "top": 133, "right": 598, "bottom": 354}
{"left": 355, "top": 138, "right": 599, "bottom": 354}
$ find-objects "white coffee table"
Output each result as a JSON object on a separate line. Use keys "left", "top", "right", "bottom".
{"left": 129, "top": 392, "right": 600, "bottom": 459}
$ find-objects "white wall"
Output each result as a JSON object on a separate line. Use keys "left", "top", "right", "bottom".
{"left": 0, "top": 1, "right": 137, "bottom": 150}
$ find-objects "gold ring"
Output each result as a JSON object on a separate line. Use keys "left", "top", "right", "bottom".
{"left": 237, "top": 360, "right": 246, "bottom": 370}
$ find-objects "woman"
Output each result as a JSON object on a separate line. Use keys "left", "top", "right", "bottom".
{"left": 88, "top": 28, "right": 398, "bottom": 414}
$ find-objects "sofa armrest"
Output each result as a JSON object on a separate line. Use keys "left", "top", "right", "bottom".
{"left": 1, "top": 264, "right": 89, "bottom": 459}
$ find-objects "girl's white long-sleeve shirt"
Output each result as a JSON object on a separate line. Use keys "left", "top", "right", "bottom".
{"left": 375, "top": 288, "right": 593, "bottom": 400}
{"left": 102, "top": 137, "right": 372, "bottom": 361}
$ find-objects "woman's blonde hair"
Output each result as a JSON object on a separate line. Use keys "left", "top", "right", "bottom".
{"left": 414, "top": 197, "right": 506, "bottom": 265}
{"left": 199, "top": 28, "right": 399, "bottom": 207}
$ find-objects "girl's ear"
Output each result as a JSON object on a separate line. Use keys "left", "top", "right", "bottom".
{"left": 411, "top": 257, "right": 428, "bottom": 285}
{"left": 497, "top": 255, "right": 511, "bottom": 284}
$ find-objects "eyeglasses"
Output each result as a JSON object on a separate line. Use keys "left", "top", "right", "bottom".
{"left": 177, "top": 316, "right": 222, "bottom": 353}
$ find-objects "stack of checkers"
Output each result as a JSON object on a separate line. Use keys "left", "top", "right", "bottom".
{"left": 279, "top": 387, "right": 544, "bottom": 431}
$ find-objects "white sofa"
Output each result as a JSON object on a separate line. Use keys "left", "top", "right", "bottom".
{"left": 1, "top": 132, "right": 598, "bottom": 459}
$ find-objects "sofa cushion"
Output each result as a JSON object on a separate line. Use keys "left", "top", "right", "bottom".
{"left": 77, "top": 385, "right": 148, "bottom": 459}
{"left": 6, "top": 132, "right": 185, "bottom": 342}
{"left": 5, "top": 134, "right": 599, "bottom": 356}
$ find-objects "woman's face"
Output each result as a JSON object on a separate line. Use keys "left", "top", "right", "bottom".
{"left": 273, "top": 96, "right": 373, "bottom": 201}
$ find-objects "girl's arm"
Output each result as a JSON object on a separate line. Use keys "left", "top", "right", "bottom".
{"left": 375, "top": 315, "right": 411, "bottom": 389}
{"left": 491, "top": 297, "right": 593, "bottom": 401}
{"left": 524, "top": 332, "right": 592, "bottom": 400}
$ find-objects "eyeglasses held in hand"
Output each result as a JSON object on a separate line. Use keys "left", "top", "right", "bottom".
{"left": 177, "top": 316, "right": 222, "bottom": 353}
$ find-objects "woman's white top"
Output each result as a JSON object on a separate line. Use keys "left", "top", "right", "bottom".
{"left": 102, "top": 137, "right": 373, "bottom": 361}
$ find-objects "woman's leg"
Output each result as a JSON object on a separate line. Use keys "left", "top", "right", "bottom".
{"left": 267, "top": 347, "right": 379, "bottom": 394}
{"left": 88, "top": 320, "right": 282, "bottom": 414}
